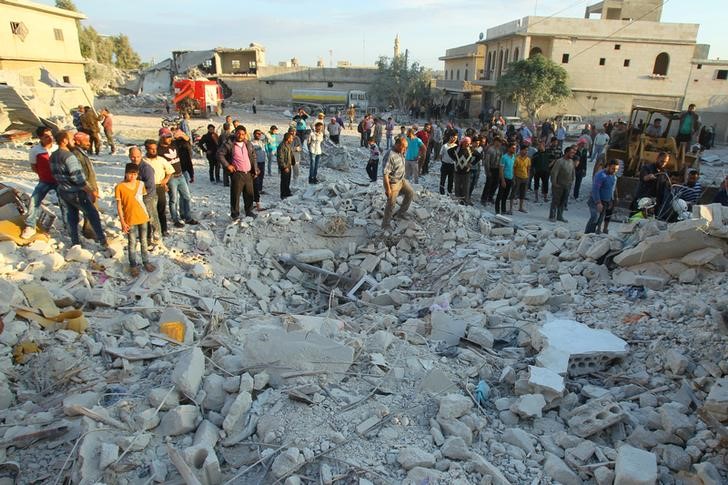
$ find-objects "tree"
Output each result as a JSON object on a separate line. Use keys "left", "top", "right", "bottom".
{"left": 112, "top": 34, "right": 141, "bottom": 69}
{"left": 370, "top": 54, "right": 433, "bottom": 113}
{"left": 496, "top": 54, "right": 571, "bottom": 122}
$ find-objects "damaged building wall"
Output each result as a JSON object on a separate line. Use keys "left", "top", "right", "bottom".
{"left": 221, "top": 65, "right": 377, "bottom": 105}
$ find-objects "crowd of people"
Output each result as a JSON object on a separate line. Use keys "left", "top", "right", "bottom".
{"left": 19, "top": 103, "right": 727, "bottom": 276}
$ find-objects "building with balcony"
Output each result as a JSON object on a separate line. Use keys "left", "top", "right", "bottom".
{"left": 436, "top": 43, "right": 485, "bottom": 118}
{"left": 468, "top": 0, "right": 728, "bottom": 141}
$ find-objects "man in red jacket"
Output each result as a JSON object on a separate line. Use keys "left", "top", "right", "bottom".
{"left": 416, "top": 123, "right": 431, "bottom": 175}
{"left": 22, "top": 126, "right": 59, "bottom": 239}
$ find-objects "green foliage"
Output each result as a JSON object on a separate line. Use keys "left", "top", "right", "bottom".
{"left": 370, "top": 54, "right": 432, "bottom": 112}
{"left": 496, "top": 54, "right": 571, "bottom": 122}
{"left": 56, "top": 0, "right": 142, "bottom": 70}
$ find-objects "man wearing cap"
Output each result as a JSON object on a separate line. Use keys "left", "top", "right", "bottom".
{"left": 22, "top": 126, "right": 58, "bottom": 239}
{"left": 143, "top": 139, "right": 174, "bottom": 237}
{"left": 217, "top": 125, "right": 258, "bottom": 219}
{"left": 128, "top": 146, "right": 161, "bottom": 245}
{"left": 327, "top": 117, "right": 342, "bottom": 145}
{"left": 49, "top": 130, "right": 108, "bottom": 250}
{"left": 157, "top": 128, "right": 198, "bottom": 228}
{"left": 585, "top": 159, "right": 619, "bottom": 234}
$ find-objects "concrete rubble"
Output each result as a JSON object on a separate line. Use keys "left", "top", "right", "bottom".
{"left": 1, "top": 116, "right": 727, "bottom": 484}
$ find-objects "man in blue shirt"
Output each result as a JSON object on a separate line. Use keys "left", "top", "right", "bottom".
{"left": 495, "top": 143, "right": 517, "bottom": 215}
{"left": 405, "top": 129, "right": 425, "bottom": 184}
{"left": 585, "top": 159, "right": 619, "bottom": 234}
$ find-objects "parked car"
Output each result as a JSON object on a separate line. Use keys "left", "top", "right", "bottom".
{"left": 503, "top": 116, "right": 524, "bottom": 129}
{"left": 557, "top": 114, "right": 587, "bottom": 137}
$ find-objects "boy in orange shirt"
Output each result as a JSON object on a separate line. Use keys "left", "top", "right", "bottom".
{"left": 115, "top": 163, "right": 156, "bottom": 276}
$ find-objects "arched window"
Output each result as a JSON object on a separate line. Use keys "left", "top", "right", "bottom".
{"left": 445, "top": 70, "right": 448, "bottom": 80}
{"left": 464, "top": 69, "right": 468, "bottom": 81}
{"left": 456, "top": 69, "right": 460, "bottom": 80}
{"left": 653, "top": 52, "right": 669, "bottom": 75}
{"left": 497, "top": 50, "right": 504, "bottom": 77}
{"left": 529, "top": 47, "right": 542, "bottom": 58}
{"left": 450, "top": 69, "right": 454, "bottom": 80}
{"left": 514, "top": 48, "right": 519, "bottom": 62}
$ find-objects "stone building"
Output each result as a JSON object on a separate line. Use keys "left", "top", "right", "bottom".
{"left": 436, "top": 43, "right": 485, "bottom": 118}
{"left": 463, "top": 0, "right": 728, "bottom": 141}
{"left": 0, "top": 0, "right": 94, "bottom": 130}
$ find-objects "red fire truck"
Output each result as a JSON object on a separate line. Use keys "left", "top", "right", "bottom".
{"left": 172, "top": 79, "right": 222, "bottom": 117}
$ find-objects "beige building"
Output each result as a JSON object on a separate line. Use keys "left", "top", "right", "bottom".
{"left": 0, "top": 0, "right": 93, "bottom": 130}
{"left": 468, "top": 0, "right": 728, "bottom": 141}
{"left": 436, "top": 43, "right": 485, "bottom": 118}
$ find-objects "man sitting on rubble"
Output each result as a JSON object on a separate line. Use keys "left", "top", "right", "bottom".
{"left": 49, "top": 130, "right": 108, "bottom": 251}
{"left": 22, "top": 126, "right": 58, "bottom": 239}
{"left": 381, "top": 137, "right": 414, "bottom": 229}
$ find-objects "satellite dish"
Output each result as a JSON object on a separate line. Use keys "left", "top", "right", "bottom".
{"left": 479, "top": 32, "right": 484, "bottom": 40}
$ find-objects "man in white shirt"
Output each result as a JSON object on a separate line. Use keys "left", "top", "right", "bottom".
{"left": 590, "top": 129, "right": 610, "bottom": 164}
{"left": 307, "top": 122, "right": 325, "bottom": 184}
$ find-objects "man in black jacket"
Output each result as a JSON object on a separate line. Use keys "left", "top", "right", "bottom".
{"left": 217, "top": 125, "right": 258, "bottom": 219}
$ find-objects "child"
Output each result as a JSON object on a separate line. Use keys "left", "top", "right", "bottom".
{"left": 366, "top": 136, "right": 380, "bottom": 182}
{"left": 115, "top": 163, "right": 156, "bottom": 277}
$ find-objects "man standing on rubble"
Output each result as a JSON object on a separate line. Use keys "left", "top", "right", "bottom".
{"left": 100, "top": 108, "right": 116, "bottom": 155}
{"left": 128, "top": 146, "right": 161, "bottom": 245}
{"left": 70, "top": 132, "right": 102, "bottom": 240}
{"left": 49, "top": 130, "right": 108, "bottom": 250}
{"left": 143, "top": 139, "right": 174, "bottom": 237}
{"left": 158, "top": 128, "right": 198, "bottom": 228}
{"left": 80, "top": 106, "right": 102, "bottom": 156}
{"left": 549, "top": 145, "right": 576, "bottom": 223}
{"left": 585, "top": 159, "right": 619, "bottom": 234}
{"left": 381, "top": 137, "right": 414, "bottom": 229}
{"left": 22, "top": 126, "right": 58, "bottom": 239}
{"left": 217, "top": 125, "right": 258, "bottom": 220}
{"left": 404, "top": 129, "right": 425, "bottom": 184}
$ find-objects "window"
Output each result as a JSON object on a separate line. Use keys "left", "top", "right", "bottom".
{"left": 464, "top": 69, "right": 468, "bottom": 81}
{"left": 653, "top": 52, "right": 669, "bottom": 75}
{"left": 697, "top": 64, "right": 702, "bottom": 69}
{"left": 614, "top": 44, "right": 621, "bottom": 50}
{"left": 444, "top": 70, "right": 448, "bottom": 80}
{"left": 202, "top": 59, "right": 212, "bottom": 68}
{"left": 562, "top": 53, "right": 570, "bottom": 64}
{"left": 53, "top": 28, "right": 64, "bottom": 41}
{"left": 513, "top": 48, "right": 519, "bottom": 62}
{"left": 529, "top": 47, "right": 542, "bottom": 57}
{"left": 62, "top": 76, "right": 70, "bottom": 83}
{"left": 231, "top": 59, "right": 241, "bottom": 69}
{"left": 450, "top": 70, "right": 453, "bottom": 80}
{"left": 10, "top": 21, "right": 28, "bottom": 41}
{"left": 717, "top": 70, "right": 728, "bottom": 80}
{"left": 456, "top": 69, "right": 460, "bottom": 80}
{"left": 599, "top": 58, "right": 606, "bottom": 66}
{"left": 624, "top": 59, "right": 630, "bottom": 67}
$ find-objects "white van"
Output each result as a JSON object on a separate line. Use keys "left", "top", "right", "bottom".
{"left": 557, "top": 114, "right": 587, "bottom": 137}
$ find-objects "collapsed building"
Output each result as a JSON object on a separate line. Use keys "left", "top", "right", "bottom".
{"left": 0, "top": 136, "right": 727, "bottom": 483}
{"left": 0, "top": 0, "right": 95, "bottom": 132}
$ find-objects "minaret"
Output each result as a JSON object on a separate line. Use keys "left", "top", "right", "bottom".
{"left": 394, "top": 34, "right": 400, "bottom": 58}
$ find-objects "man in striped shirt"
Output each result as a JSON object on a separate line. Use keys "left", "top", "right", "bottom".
{"left": 675, "top": 169, "right": 703, "bottom": 209}
{"left": 49, "top": 130, "right": 108, "bottom": 249}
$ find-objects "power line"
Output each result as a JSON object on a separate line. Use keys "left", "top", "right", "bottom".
{"left": 571, "top": 0, "right": 672, "bottom": 60}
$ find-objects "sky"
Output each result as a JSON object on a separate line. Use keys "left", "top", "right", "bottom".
{"left": 42, "top": 0, "right": 728, "bottom": 69}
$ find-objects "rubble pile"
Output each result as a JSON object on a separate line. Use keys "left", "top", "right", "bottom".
{"left": 1, "top": 176, "right": 728, "bottom": 484}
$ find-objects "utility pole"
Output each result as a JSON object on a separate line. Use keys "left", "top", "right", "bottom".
{"left": 329, "top": 49, "right": 333, "bottom": 68}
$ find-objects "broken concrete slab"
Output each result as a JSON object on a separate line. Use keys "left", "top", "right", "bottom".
{"left": 437, "top": 393, "right": 473, "bottom": 420}
{"left": 159, "top": 405, "right": 199, "bottom": 436}
{"left": 511, "top": 394, "right": 546, "bottom": 419}
{"left": 536, "top": 319, "right": 628, "bottom": 376}
{"left": 397, "top": 447, "right": 436, "bottom": 470}
{"left": 614, "top": 219, "right": 727, "bottom": 267}
{"left": 681, "top": 247, "right": 722, "bottom": 266}
{"left": 567, "top": 400, "right": 626, "bottom": 438}
{"left": 614, "top": 445, "right": 657, "bottom": 485}
{"left": 527, "top": 365, "right": 565, "bottom": 401}
{"left": 430, "top": 310, "right": 466, "bottom": 346}
{"left": 704, "top": 377, "right": 728, "bottom": 421}
{"left": 521, "top": 287, "right": 551, "bottom": 306}
{"left": 238, "top": 325, "right": 354, "bottom": 385}
{"left": 172, "top": 347, "right": 205, "bottom": 399}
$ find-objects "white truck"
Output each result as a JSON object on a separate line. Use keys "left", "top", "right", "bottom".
{"left": 557, "top": 114, "right": 588, "bottom": 137}
{"left": 291, "top": 89, "right": 369, "bottom": 115}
